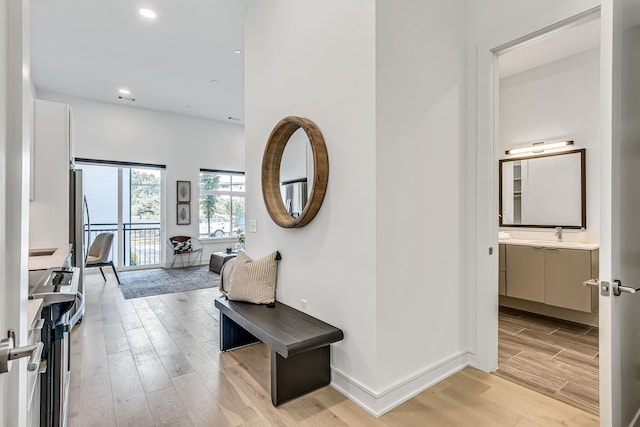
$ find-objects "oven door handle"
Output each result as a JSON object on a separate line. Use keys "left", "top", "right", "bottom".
{"left": 68, "top": 292, "right": 85, "bottom": 330}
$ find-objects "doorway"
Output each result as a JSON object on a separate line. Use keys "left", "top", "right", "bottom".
{"left": 486, "top": 9, "right": 602, "bottom": 414}
{"left": 78, "top": 161, "right": 164, "bottom": 270}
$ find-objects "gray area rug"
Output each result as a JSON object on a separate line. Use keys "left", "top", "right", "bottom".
{"left": 119, "top": 266, "right": 219, "bottom": 299}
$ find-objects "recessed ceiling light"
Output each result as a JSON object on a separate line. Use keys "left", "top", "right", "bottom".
{"left": 234, "top": 50, "right": 242, "bottom": 55}
{"left": 210, "top": 79, "right": 220, "bottom": 85}
{"left": 118, "top": 88, "right": 131, "bottom": 95}
{"left": 139, "top": 8, "right": 157, "bottom": 19}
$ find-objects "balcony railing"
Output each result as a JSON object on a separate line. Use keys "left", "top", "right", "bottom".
{"left": 86, "top": 222, "right": 161, "bottom": 267}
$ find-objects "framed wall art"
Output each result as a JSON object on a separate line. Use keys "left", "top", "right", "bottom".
{"left": 177, "top": 180, "right": 191, "bottom": 202}
{"left": 177, "top": 203, "right": 191, "bottom": 225}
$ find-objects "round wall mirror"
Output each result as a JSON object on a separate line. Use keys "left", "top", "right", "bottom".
{"left": 262, "top": 116, "right": 328, "bottom": 228}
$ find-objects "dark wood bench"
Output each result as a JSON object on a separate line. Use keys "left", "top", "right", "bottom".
{"left": 214, "top": 296, "right": 344, "bottom": 406}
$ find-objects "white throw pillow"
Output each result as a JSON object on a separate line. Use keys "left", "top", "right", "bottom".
{"left": 227, "top": 251, "right": 279, "bottom": 304}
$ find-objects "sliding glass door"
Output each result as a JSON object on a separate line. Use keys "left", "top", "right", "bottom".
{"left": 79, "top": 162, "right": 163, "bottom": 269}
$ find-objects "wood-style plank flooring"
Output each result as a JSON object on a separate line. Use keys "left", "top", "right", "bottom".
{"left": 68, "top": 271, "right": 599, "bottom": 426}
{"left": 497, "top": 306, "right": 599, "bottom": 414}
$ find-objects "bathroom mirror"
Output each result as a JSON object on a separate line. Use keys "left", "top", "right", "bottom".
{"left": 499, "top": 149, "right": 586, "bottom": 229}
{"left": 262, "top": 116, "right": 328, "bottom": 228}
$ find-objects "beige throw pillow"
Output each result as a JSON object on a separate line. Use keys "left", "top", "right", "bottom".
{"left": 227, "top": 251, "right": 279, "bottom": 304}
{"left": 219, "top": 257, "right": 236, "bottom": 296}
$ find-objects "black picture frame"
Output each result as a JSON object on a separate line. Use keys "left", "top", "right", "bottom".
{"left": 177, "top": 180, "right": 191, "bottom": 202}
{"left": 177, "top": 203, "right": 191, "bottom": 225}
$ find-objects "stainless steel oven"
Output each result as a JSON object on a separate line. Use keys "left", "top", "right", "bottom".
{"left": 29, "top": 267, "right": 83, "bottom": 427}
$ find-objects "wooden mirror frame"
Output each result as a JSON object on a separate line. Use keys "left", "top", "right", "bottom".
{"left": 262, "top": 116, "right": 329, "bottom": 228}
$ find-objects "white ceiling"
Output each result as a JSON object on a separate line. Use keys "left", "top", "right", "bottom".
{"left": 31, "top": 3, "right": 599, "bottom": 123}
{"left": 499, "top": 18, "right": 601, "bottom": 78}
{"left": 30, "top": 0, "right": 245, "bottom": 123}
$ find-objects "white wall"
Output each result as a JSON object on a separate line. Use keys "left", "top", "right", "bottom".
{"left": 499, "top": 48, "right": 600, "bottom": 238}
{"left": 246, "top": 0, "right": 468, "bottom": 416}
{"left": 36, "top": 91, "right": 245, "bottom": 260}
{"left": 375, "top": 0, "right": 468, "bottom": 399}
{"left": 245, "top": 0, "right": 379, "bottom": 399}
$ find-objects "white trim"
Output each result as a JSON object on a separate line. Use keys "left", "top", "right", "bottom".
{"left": 330, "top": 351, "right": 471, "bottom": 417}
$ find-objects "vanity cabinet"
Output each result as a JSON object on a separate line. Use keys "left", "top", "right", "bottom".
{"left": 545, "top": 248, "right": 598, "bottom": 312}
{"left": 501, "top": 243, "right": 599, "bottom": 313}
{"left": 505, "top": 245, "right": 545, "bottom": 302}
{"left": 498, "top": 244, "right": 506, "bottom": 296}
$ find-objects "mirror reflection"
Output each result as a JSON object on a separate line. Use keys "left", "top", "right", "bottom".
{"left": 500, "top": 149, "right": 585, "bottom": 228}
{"left": 279, "top": 128, "right": 314, "bottom": 218}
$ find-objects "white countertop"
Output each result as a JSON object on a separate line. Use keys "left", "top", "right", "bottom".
{"left": 28, "top": 244, "right": 72, "bottom": 271}
{"left": 27, "top": 299, "right": 43, "bottom": 329}
{"left": 499, "top": 238, "right": 599, "bottom": 250}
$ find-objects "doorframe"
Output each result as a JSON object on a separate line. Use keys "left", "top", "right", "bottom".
{"left": 3, "top": 0, "right": 32, "bottom": 425}
{"left": 470, "top": 4, "right": 601, "bottom": 371}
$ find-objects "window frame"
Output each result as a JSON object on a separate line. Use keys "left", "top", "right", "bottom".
{"left": 198, "top": 169, "right": 245, "bottom": 240}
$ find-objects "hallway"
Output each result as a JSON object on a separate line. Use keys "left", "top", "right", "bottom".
{"left": 68, "top": 272, "right": 599, "bottom": 426}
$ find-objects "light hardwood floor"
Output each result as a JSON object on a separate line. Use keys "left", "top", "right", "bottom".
{"left": 68, "top": 271, "right": 600, "bottom": 426}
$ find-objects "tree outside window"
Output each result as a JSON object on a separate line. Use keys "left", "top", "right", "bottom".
{"left": 199, "top": 171, "right": 245, "bottom": 238}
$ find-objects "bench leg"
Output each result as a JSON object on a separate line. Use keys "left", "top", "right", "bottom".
{"left": 219, "top": 312, "right": 260, "bottom": 351}
{"left": 271, "top": 346, "right": 331, "bottom": 406}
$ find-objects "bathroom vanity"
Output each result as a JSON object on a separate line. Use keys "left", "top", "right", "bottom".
{"left": 499, "top": 239, "right": 599, "bottom": 315}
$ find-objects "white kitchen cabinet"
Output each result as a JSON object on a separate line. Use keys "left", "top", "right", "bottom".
{"left": 30, "top": 100, "right": 74, "bottom": 248}
{"left": 27, "top": 300, "right": 43, "bottom": 427}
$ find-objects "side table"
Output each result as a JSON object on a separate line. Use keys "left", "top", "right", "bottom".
{"left": 209, "top": 252, "right": 237, "bottom": 274}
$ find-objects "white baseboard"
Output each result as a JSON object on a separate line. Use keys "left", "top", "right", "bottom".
{"left": 330, "top": 351, "right": 471, "bottom": 417}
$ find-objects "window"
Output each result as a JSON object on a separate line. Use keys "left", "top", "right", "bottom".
{"left": 78, "top": 159, "right": 164, "bottom": 268}
{"left": 199, "top": 170, "right": 245, "bottom": 238}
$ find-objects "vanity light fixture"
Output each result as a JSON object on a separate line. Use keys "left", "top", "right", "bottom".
{"left": 139, "top": 7, "right": 157, "bottom": 19}
{"left": 505, "top": 140, "right": 574, "bottom": 155}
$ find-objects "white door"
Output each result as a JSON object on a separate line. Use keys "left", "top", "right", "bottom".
{"left": 1, "top": 0, "right": 33, "bottom": 425}
{"left": 599, "top": 0, "right": 640, "bottom": 425}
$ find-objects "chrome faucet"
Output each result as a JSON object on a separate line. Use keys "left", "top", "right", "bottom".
{"left": 555, "top": 227, "right": 563, "bottom": 242}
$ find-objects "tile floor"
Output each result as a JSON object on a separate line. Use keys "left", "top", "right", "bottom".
{"left": 497, "top": 306, "right": 599, "bottom": 414}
